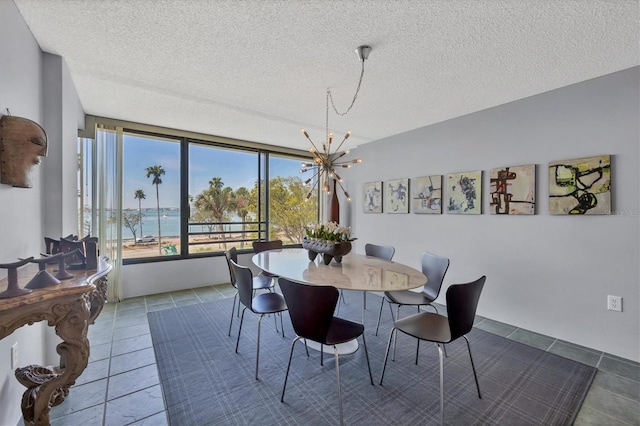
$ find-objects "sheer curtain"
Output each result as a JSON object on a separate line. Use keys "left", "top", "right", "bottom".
{"left": 95, "top": 124, "right": 123, "bottom": 302}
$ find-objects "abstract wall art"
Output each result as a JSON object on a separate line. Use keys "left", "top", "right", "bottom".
{"left": 384, "top": 178, "right": 409, "bottom": 214}
{"left": 412, "top": 175, "right": 442, "bottom": 214}
{"left": 363, "top": 181, "right": 383, "bottom": 213}
{"left": 549, "top": 155, "right": 611, "bottom": 215}
{"left": 489, "top": 164, "right": 535, "bottom": 215}
{"left": 446, "top": 171, "right": 481, "bottom": 214}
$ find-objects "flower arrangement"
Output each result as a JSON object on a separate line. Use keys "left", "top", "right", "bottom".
{"left": 305, "top": 221, "right": 357, "bottom": 243}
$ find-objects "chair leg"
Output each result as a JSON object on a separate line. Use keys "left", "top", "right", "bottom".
{"left": 375, "top": 297, "right": 385, "bottom": 336}
{"left": 392, "top": 304, "right": 401, "bottom": 361}
{"left": 321, "top": 344, "right": 324, "bottom": 366}
{"left": 228, "top": 292, "right": 238, "bottom": 336}
{"left": 334, "top": 346, "right": 343, "bottom": 426}
{"left": 379, "top": 327, "right": 396, "bottom": 385}
{"left": 281, "top": 336, "right": 301, "bottom": 402}
{"left": 363, "top": 291, "right": 367, "bottom": 310}
{"left": 303, "top": 338, "right": 309, "bottom": 357}
{"left": 235, "top": 308, "right": 246, "bottom": 353}
{"left": 256, "top": 314, "right": 264, "bottom": 380}
{"left": 279, "top": 311, "right": 285, "bottom": 338}
{"left": 463, "top": 335, "right": 482, "bottom": 399}
{"left": 437, "top": 343, "right": 445, "bottom": 426}
{"left": 415, "top": 340, "right": 420, "bottom": 365}
{"left": 361, "top": 334, "right": 374, "bottom": 385}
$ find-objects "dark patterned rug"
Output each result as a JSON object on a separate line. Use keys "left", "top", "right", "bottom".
{"left": 148, "top": 293, "right": 595, "bottom": 425}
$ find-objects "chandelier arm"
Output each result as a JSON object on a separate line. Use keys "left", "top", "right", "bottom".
{"left": 305, "top": 176, "right": 321, "bottom": 198}
{"left": 335, "top": 178, "right": 350, "bottom": 199}
{"left": 302, "top": 168, "right": 322, "bottom": 185}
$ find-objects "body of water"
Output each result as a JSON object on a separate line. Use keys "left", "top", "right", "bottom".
{"left": 89, "top": 208, "right": 245, "bottom": 240}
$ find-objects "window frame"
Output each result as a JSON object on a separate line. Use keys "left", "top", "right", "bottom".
{"left": 79, "top": 117, "right": 319, "bottom": 265}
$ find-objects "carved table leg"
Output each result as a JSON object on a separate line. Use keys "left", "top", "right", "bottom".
{"left": 15, "top": 297, "right": 91, "bottom": 426}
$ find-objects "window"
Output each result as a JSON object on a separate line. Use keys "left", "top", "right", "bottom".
{"left": 122, "top": 132, "right": 181, "bottom": 259}
{"left": 268, "top": 154, "right": 318, "bottom": 244}
{"left": 79, "top": 121, "right": 318, "bottom": 262}
{"left": 188, "top": 142, "right": 260, "bottom": 254}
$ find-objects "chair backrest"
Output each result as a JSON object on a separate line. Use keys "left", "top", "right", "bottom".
{"left": 446, "top": 276, "right": 486, "bottom": 340}
{"left": 278, "top": 278, "right": 338, "bottom": 344}
{"left": 421, "top": 251, "right": 450, "bottom": 300}
{"left": 224, "top": 247, "right": 238, "bottom": 288}
{"left": 229, "top": 259, "right": 255, "bottom": 310}
{"left": 252, "top": 239, "right": 283, "bottom": 253}
{"left": 364, "top": 243, "right": 395, "bottom": 261}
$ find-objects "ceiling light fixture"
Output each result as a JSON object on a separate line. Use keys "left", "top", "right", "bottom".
{"left": 300, "top": 45, "right": 371, "bottom": 204}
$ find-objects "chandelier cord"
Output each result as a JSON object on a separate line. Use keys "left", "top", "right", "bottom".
{"left": 325, "top": 59, "right": 366, "bottom": 140}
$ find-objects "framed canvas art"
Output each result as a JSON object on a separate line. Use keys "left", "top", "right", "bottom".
{"left": 446, "top": 171, "right": 482, "bottom": 214}
{"left": 549, "top": 155, "right": 611, "bottom": 214}
{"left": 411, "top": 175, "right": 442, "bottom": 214}
{"left": 489, "top": 164, "right": 535, "bottom": 214}
{"left": 363, "top": 181, "right": 383, "bottom": 213}
{"left": 384, "top": 178, "right": 409, "bottom": 213}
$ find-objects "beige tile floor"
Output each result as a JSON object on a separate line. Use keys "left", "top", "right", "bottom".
{"left": 43, "top": 283, "right": 639, "bottom": 426}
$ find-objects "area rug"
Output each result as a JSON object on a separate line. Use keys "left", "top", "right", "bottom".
{"left": 148, "top": 293, "right": 596, "bottom": 425}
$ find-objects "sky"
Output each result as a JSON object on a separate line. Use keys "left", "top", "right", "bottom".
{"left": 121, "top": 134, "right": 304, "bottom": 209}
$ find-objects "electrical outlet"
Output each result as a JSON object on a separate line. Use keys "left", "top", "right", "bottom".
{"left": 607, "top": 295, "right": 622, "bottom": 312}
{"left": 11, "top": 342, "right": 18, "bottom": 369}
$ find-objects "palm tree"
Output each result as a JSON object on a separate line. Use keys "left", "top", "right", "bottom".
{"left": 145, "top": 165, "right": 165, "bottom": 254}
{"left": 134, "top": 189, "right": 146, "bottom": 241}
{"left": 193, "top": 177, "right": 234, "bottom": 250}
{"left": 233, "top": 186, "right": 252, "bottom": 248}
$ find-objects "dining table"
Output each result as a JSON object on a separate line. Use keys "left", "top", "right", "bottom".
{"left": 252, "top": 247, "right": 427, "bottom": 353}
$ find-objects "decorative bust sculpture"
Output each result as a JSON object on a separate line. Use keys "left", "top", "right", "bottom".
{"left": 0, "top": 115, "right": 48, "bottom": 188}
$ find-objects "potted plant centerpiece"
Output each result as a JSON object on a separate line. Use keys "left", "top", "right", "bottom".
{"left": 302, "top": 221, "right": 357, "bottom": 265}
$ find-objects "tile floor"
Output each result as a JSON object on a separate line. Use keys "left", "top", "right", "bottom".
{"left": 44, "top": 284, "right": 639, "bottom": 426}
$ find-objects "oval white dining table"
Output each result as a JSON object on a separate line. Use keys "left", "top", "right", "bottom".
{"left": 252, "top": 248, "right": 427, "bottom": 353}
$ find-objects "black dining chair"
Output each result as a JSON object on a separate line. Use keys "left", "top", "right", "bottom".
{"left": 229, "top": 260, "right": 287, "bottom": 380}
{"left": 379, "top": 275, "right": 486, "bottom": 425}
{"left": 279, "top": 277, "right": 374, "bottom": 426}
{"left": 224, "top": 247, "right": 274, "bottom": 336}
{"left": 252, "top": 239, "right": 283, "bottom": 282}
{"left": 375, "top": 251, "right": 449, "bottom": 336}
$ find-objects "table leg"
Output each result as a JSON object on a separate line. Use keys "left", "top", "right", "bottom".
{"left": 15, "top": 297, "right": 91, "bottom": 426}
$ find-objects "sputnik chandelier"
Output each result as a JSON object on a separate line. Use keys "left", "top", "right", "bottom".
{"left": 300, "top": 45, "right": 371, "bottom": 201}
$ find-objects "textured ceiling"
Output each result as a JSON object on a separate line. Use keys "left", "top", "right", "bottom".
{"left": 14, "top": 0, "right": 640, "bottom": 150}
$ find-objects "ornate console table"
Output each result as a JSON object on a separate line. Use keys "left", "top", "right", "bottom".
{"left": 0, "top": 256, "right": 111, "bottom": 426}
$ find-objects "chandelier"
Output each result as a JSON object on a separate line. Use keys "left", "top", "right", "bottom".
{"left": 300, "top": 45, "right": 371, "bottom": 201}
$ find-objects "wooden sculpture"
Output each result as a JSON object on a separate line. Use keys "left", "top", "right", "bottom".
{"left": 0, "top": 115, "right": 48, "bottom": 188}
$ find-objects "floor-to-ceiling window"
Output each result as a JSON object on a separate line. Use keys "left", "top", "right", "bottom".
{"left": 78, "top": 119, "right": 318, "bottom": 262}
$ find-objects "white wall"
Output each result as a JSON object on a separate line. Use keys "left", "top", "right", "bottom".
{"left": 121, "top": 252, "right": 260, "bottom": 298}
{"left": 345, "top": 67, "right": 640, "bottom": 362}
{"left": 0, "top": 1, "right": 84, "bottom": 424}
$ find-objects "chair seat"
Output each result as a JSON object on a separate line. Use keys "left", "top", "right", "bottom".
{"left": 326, "top": 317, "right": 365, "bottom": 345}
{"left": 252, "top": 292, "right": 287, "bottom": 314}
{"left": 394, "top": 312, "right": 451, "bottom": 343}
{"left": 385, "top": 290, "right": 434, "bottom": 306}
{"left": 252, "top": 274, "right": 273, "bottom": 290}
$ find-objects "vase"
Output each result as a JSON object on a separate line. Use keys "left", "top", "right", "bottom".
{"left": 330, "top": 179, "right": 340, "bottom": 223}
{"left": 302, "top": 237, "right": 352, "bottom": 265}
